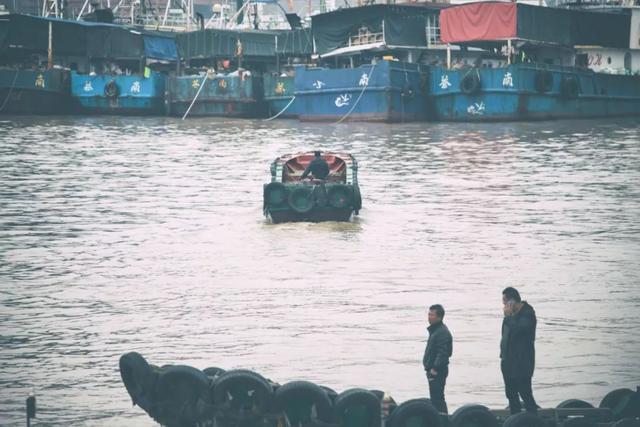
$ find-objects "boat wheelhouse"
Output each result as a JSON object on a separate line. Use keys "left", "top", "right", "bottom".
{"left": 264, "top": 152, "right": 361, "bottom": 223}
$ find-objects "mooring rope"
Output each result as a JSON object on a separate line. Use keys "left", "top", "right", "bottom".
{"left": 263, "top": 95, "right": 296, "bottom": 121}
{"left": 335, "top": 63, "right": 377, "bottom": 124}
{"left": 0, "top": 69, "right": 20, "bottom": 113}
{"left": 181, "top": 72, "right": 210, "bottom": 120}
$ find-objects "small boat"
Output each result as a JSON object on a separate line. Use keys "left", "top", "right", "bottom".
{"left": 263, "top": 152, "right": 362, "bottom": 223}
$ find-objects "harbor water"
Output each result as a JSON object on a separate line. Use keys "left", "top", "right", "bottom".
{"left": 1, "top": 116, "right": 639, "bottom": 426}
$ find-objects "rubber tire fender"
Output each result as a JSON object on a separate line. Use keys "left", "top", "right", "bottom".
{"left": 320, "top": 385, "right": 338, "bottom": 403}
{"left": 353, "top": 185, "right": 362, "bottom": 214}
{"left": 327, "top": 184, "right": 353, "bottom": 209}
{"left": 119, "top": 352, "right": 157, "bottom": 415}
{"left": 599, "top": 388, "right": 637, "bottom": 420}
{"left": 274, "top": 380, "right": 334, "bottom": 424}
{"left": 460, "top": 71, "right": 481, "bottom": 95}
{"left": 154, "top": 365, "right": 212, "bottom": 426}
{"left": 503, "top": 412, "right": 546, "bottom": 427}
{"left": 560, "top": 75, "right": 580, "bottom": 99}
{"left": 534, "top": 70, "right": 553, "bottom": 93}
{"left": 104, "top": 80, "right": 119, "bottom": 98}
{"left": 388, "top": 398, "right": 442, "bottom": 427}
{"left": 213, "top": 369, "right": 273, "bottom": 415}
{"left": 334, "top": 388, "right": 381, "bottom": 427}
{"left": 557, "top": 399, "right": 594, "bottom": 409}
{"left": 451, "top": 404, "right": 498, "bottom": 427}
{"left": 203, "top": 366, "right": 225, "bottom": 380}
{"left": 264, "top": 182, "right": 288, "bottom": 207}
{"left": 288, "top": 186, "right": 315, "bottom": 213}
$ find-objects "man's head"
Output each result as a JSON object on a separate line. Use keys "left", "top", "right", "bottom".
{"left": 502, "top": 287, "right": 521, "bottom": 305}
{"left": 428, "top": 304, "right": 445, "bottom": 325}
{"left": 314, "top": 150, "right": 321, "bottom": 157}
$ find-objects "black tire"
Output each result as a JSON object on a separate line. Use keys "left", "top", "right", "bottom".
{"left": 104, "top": 80, "right": 119, "bottom": 98}
{"left": 203, "top": 367, "right": 225, "bottom": 380}
{"left": 288, "top": 186, "right": 315, "bottom": 213}
{"left": 563, "top": 417, "right": 597, "bottom": 427}
{"left": 614, "top": 419, "right": 640, "bottom": 427}
{"left": 119, "top": 352, "right": 157, "bottom": 414}
{"left": 503, "top": 412, "right": 545, "bottom": 427}
{"left": 321, "top": 385, "right": 338, "bottom": 403}
{"left": 534, "top": 70, "right": 553, "bottom": 93}
{"left": 327, "top": 184, "right": 353, "bottom": 209}
{"left": 388, "top": 398, "right": 442, "bottom": 427}
{"left": 334, "top": 388, "right": 381, "bottom": 427}
{"left": 274, "top": 380, "right": 334, "bottom": 424}
{"left": 153, "top": 365, "right": 213, "bottom": 426}
{"left": 264, "top": 182, "right": 288, "bottom": 207}
{"left": 451, "top": 404, "right": 498, "bottom": 427}
{"left": 213, "top": 369, "right": 273, "bottom": 416}
{"left": 599, "top": 388, "right": 638, "bottom": 420}
{"left": 557, "top": 399, "right": 594, "bottom": 409}
{"left": 560, "top": 75, "right": 580, "bottom": 99}
{"left": 460, "top": 71, "right": 481, "bottom": 95}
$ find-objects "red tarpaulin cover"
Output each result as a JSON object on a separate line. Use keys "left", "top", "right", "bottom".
{"left": 440, "top": 2, "right": 517, "bottom": 44}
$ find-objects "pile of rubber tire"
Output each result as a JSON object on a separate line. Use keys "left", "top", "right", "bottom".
{"left": 120, "top": 353, "right": 640, "bottom": 427}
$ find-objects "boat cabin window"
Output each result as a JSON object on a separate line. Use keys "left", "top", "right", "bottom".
{"left": 283, "top": 155, "right": 347, "bottom": 183}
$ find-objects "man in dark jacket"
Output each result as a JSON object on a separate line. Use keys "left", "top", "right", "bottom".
{"left": 500, "top": 287, "right": 538, "bottom": 414}
{"left": 423, "top": 304, "right": 453, "bottom": 414}
{"left": 301, "top": 151, "right": 330, "bottom": 180}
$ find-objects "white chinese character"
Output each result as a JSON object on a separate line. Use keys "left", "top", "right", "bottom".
{"left": 359, "top": 73, "right": 369, "bottom": 87}
{"left": 467, "top": 102, "right": 486, "bottom": 115}
{"left": 130, "top": 81, "right": 141, "bottom": 93}
{"left": 439, "top": 75, "right": 452, "bottom": 90}
{"left": 335, "top": 94, "right": 351, "bottom": 107}
{"left": 502, "top": 72, "right": 514, "bottom": 87}
{"left": 312, "top": 80, "right": 325, "bottom": 89}
{"left": 83, "top": 81, "right": 93, "bottom": 92}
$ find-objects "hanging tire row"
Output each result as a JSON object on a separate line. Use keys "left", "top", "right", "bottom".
{"left": 119, "top": 352, "right": 640, "bottom": 427}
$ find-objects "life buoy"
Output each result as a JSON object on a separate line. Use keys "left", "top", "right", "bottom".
{"left": 288, "top": 186, "right": 315, "bottom": 213}
{"left": 460, "top": 70, "right": 481, "bottom": 95}
{"left": 327, "top": 184, "right": 353, "bottom": 209}
{"left": 534, "top": 70, "right": 553, "bottom": 93}
{"left": 560, "top": 75, "right": 580, "bottom": 99}
{"left": 104, "top": 80, "right": 119, "bottom": 98}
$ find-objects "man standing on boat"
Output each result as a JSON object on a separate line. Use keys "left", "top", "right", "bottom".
{"left": 501, "top": 287, "right": 539, "bottom": 414}
{"left": 301, "top": 151, "right": 330, "bottom": 181}
{"left": 423, "top": 304, "right": 453, "bottom": 414}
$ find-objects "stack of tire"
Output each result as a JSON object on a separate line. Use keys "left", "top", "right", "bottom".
{"left": 263, "top": 182, "right": 359, "bottom": 214}
{"left": 556, "top": 387, "right": 640, "bottom": 427}
{"left": 120, "top": 353, "right": 391, "bottom": 427}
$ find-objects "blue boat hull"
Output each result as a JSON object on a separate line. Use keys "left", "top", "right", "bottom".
{"left": 429, "top": 65, "right": 640, "bottom": 121}
{"left": 71, "top": 71, "right": 166, "bottom": 115}
{"left": 263, "top": 74, "right": 297, "bottom": 118}
{"left": 166, "top": 73, "right": 264, "bottom": 118}
{"left": 0, "top": 68, "right": 72, "bottom": 115}
{"left": 294, "top": 60, "right": 428, "bottom": 123}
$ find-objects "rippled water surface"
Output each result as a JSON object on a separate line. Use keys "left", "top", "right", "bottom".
{"left": 1, "top": 116, "right": 639, "bottom": 426}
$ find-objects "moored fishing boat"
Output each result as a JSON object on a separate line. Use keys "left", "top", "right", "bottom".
{"left": 263, "top": 72, "right": 297, "bottom": 118}
{"left": 263, "top": 152, "right": 361, "bottom": 223}
{"left": 70, "top": 26, "right": 177, "bottom": 115}
{"left": 0, "top": 67, "right": 72, "bottom": 115}
{"left": 430, "top": 2, "right": 640, "bottom": 121}
{"left": 166, "top": 69, "right": 263, "bottom": 117}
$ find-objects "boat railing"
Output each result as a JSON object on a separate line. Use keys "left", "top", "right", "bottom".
{"left": 349, "top": 32, "right": 383, "bottom": 47}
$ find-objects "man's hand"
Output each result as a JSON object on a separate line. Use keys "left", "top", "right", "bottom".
{"left": 429, "top": 368, "right": 438, "bottom": 377}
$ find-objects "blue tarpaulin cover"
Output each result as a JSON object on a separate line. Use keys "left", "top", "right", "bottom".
{"left": 144, "top": 36, "right": 178, "bottom": 60}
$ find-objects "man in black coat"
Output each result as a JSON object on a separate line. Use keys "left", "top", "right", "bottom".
{"left": 423, "top": 304, "right": 453, "bottom": 414}
{"left": 301, "top": 151, "right": 330, "bottom": 180}
{"left": 501, "top": 287, "right": 539, "bottom": 414}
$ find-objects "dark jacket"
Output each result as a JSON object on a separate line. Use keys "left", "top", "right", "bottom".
{"left": 500, "top": 301, "right": 536, "bottom": 378}
{"left": 301, "top": 157, "right": 330, "bottom": 180}
{"left": 423, "top": 322, "right": 453, "bottom": 372}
